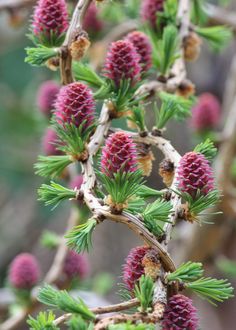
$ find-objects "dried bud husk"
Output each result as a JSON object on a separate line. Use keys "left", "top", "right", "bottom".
{"left": 178, "top": 203, "right": 196, "bottom": 223}
{"left": 159, "top": 159, "right": 174, "bottom": 187}
{"left": 176, "top": 79, "right": 195, "bottom": 98}
{"left": 142, "top": 249, "right": 161, "bottom": 281}
{"left": 70, "top": 32, "right": 90, "bottom": 61}
{"left": 104, "top": 195, "right": 128, "bottom": 214}
{"left": 46, "top": 57, "right": 60, "bottom": 71}
{"left": 126, "top": 109, "right": 137, "bottom": 130}
{"left": 184, "top": 32, "right": 202, "bottom": 62}
{"left": 107, "top": 101, "right": 130, "bottom": 119}
{"left": 137, "top": 143, "right": 155, "bottom": 177}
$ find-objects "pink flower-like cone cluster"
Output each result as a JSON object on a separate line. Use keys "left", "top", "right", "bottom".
{"left": 101, "top": 131, "right": 138, "bottom": 177}
{"left": 32, "top": 0, "right": 69, "bottom": 43}
{"left": 9, "top": 253, "right": 40, "bottom": 290}
{"left": 162, "top": 294, "right": 198, "bottom": 330}
{"left": 36, "top": 80, "right": 60, "bottom": 117}
{"left": 103, "top": 40, "right": 141, "bottom": 87}
{"left": 63, "top": 250, "right": 89, "bottom": 280}
{"left": 191, "top": 93, "right": 221, "bottom": 132}
{"left": 123, "top": 246, "right": 150, "bottom": 291}
{"left": 177, "top": 151, "right": 214, "bottom": 198}
{"left": 42, "top": 128, "right": 61, "bottom": 156}
{"left": 69, "top": 175, "right": 83, "bottom": 190}
{"left": 125, "top": 31, "right": 152, "bottom": 73}
{"left": 140, "top": 0, "right": 164, "bottom": 28}
{"left": 54, "top": 82, "right": 95, "bottom": 129}
{"left": 83, "top": 2, "right": 103, "bottom": 35}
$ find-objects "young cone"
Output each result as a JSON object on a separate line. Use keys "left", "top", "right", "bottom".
{"left": 54, "top": 82, "right": 95, "bottom": 129}
{"left": 83, "top": 2, "right": 103, "bottom": 35}
{"left": 9, "top": 253, "right": 40, "bottom": 290}
{"left": 191, "top": 93, "right": 221, "bottom": 132}
{"left": 32, "top": 0, "right": 69, "bottom": 45}
{"left": 103, "top": 40, "right": 141, "bottom": 87}
{"left": 36, "top": 80, "right": 60, "bottom": 117}
{"left": 140, "top": 0, "right": 164, "bottom": 29}
{"left": 123, "top": 246, "right": 150, "bottom": 291}
{"left": 125, "top": 31, "right": 152, "bottom": 73}
{"left": 177, "top": 151, "right": 214, "bottom": 198}
{"left": 42, "top": 128, "right": 61, "bottom": 156}
{"left": 162, "top": 294, "right": 198, "bottom": 330}
{"left": 63, "top": 251, "right": 89, "bottom": 280}
{"left": 101, "top": 131, "right": 138, "bottom": 177}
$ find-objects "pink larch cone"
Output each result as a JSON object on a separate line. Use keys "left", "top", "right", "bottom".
{"left": 83, "top": 2, "right": 103, "bottom": 35}
{"left": 140, "top": 0, "right": 164, "bottom": 28}
{"left": 103, "top": 40, "right": 141, "bottom": 87}
{"left": 9, "top": 253, "right": 40, "bottom": 290}
{"left": 191, "top": 93, "right": 221, "bottom": 132}
{"left": 125, "top": 31, "right": 152, "bottom": 73}
{"left": 177, "top": 151, "right": 214, "bottom": 198}
{"left": 63, "top": 250, "right": 89, "bottom": 280}
{"left": 101, "top": 131, "right": 138, "bottom": 177}
{"left": 42, "top": 128, "right": 61, "bottom": 156}
{"left": 123, "top": 246, "right": 150, "bottom": 291}
{"left": 32, "top": 0, "right": 69, "bottom": 44}
{"left": 162, "top": 294, "right": 198, "bottom": 330}
{"left": 36, "top": 80, "right": 60, "bottom": 117}
{"left": 54, "top": 82, "right": 95, "bottom": 129}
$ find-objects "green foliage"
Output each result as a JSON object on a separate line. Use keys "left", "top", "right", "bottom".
{"left": 109, "top": 79, "right": 147, "bottom": 113}
{"left": 66, "top": 315, "right": 89, "bottom": 330}
{"left": 127, "top": 107, "right": 146, "bottom": 132}
{"left": 98, "top": 169, "right": 144, "bottom": 205}
{"left": 159, "top": 92, "right": 193, "bottom": 120}
{"left": 194, "top": 138, "right": 217, "bottom": 161}
{"left": 134, "top": 275, "right": 154, "bottom": 313}
{"left": 175, "top": 189, "right": 221, "bottom": 221}
{"left": 151, "top": 25, "right": 179, "bottom": 75}
{"left": 196, "top": 25, "right": 233, "bottom": 51}
{"left": 124, "top": 0, "right": 141, "bottom": 19}
{"left": 100, "top": 0, "right": 124, "bottom": 23}
{"left": 216, "top": 257, "right": 236, "bottom": 278}
{"left": 186, "top": 277, "right": 234, "bottom": 305}
{"left": 28, "top": 30, "right": 66, "bottom": 48}
{"left": 191, "top": 0, "right": 208, "bottom": 25}
{"left": 127, "top": 197, "right": 146, "bottom": 214}
{"left": 154, "top": 100, "right": 177, "bottom": 129}
{"left": 27, "top": 311, "right": 59, "bottom": 330}
{"left": 54, "top": 120, "right": 95, "bottom": 156}
{"left": 25, "top": 46, "right": 58, "bottom": 66}
{"left": 136, "top": 185, "right": 164, "bottom": 199}
{"left": 187, "top": 190, "right": 221, "bottom": 219}
{"left": 155, "top": 92, "right": 192, "bottom": 129}
{"left": 158, "top": 0, "right": 178, "bottom": 26}
{"left": 40, "top": 230, "right": 61, "bottom": 249}
{"left": 38, "top": 285, "right": 95, "bottom": 320}
{"left": 66, "top": 219, "right": 97, "bottom": 253}
{"left": 142, "top": 199, "right": 172, "bottom": 236}
{"left": 92, "top": 272, "right": 114, "bottom": 295}
{"left": 167, "top": 261, "right": 203, "bottom": 283}
{"left": 109, "top": 323, "right": 155, "bottom": 330}
{"left": 73, "top": 62, "right": 106, "bottom": 88}
{"left": 38, "top": 181, "right": 76, "bottom": 209}
{"left": 66, "top": 316, "right": 94, "bottom": 330}
{"left": 34, "top": 155, "right": 72, "bottom": 178}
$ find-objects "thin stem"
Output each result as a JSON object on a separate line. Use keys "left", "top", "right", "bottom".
{"left": 53, "top": 298, "right": 140, "bottom": 326}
